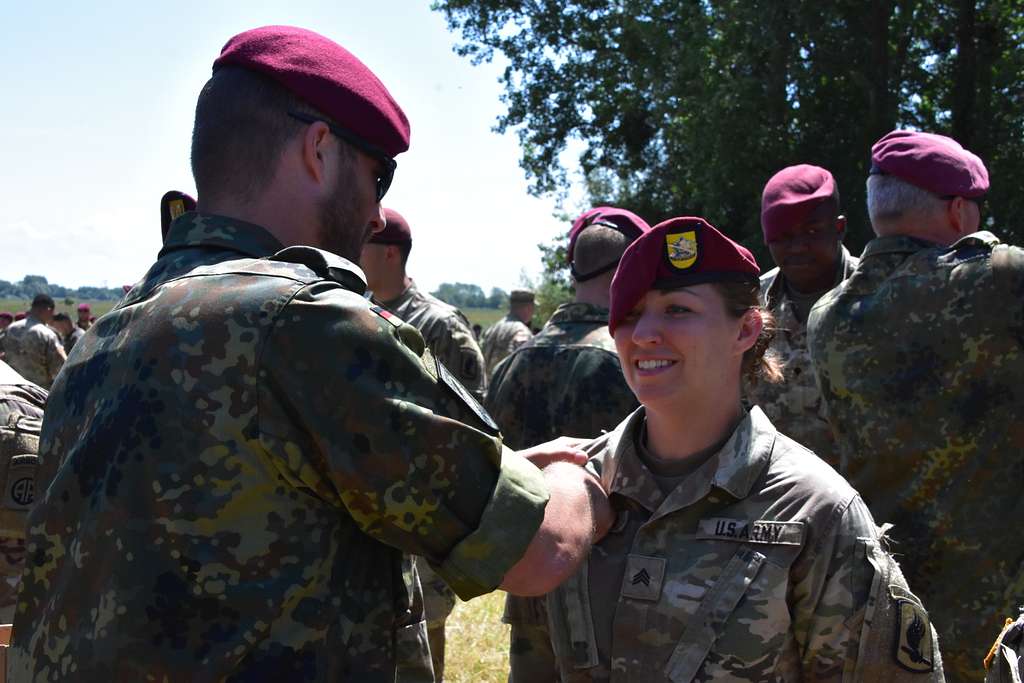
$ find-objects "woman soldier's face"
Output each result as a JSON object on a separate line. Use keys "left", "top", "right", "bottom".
{"left": 613, "top": 284, "right": 760, "bottom": 411}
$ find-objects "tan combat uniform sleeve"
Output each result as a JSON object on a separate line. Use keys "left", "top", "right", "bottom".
{"left": 427, "top": 313, "right": 487, "bottom": 400}
{"left": 257, "top": 285, "right": 549, "bottom": 600}
{"left": 45, "top": 332, "right": 66, "bottom": 385}
{"left": 791, "top": 495, "right": 944, "bottom": 681}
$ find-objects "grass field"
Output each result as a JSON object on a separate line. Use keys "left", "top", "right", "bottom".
{"left": 462, "top": 307, "right": 506, "bottom": 330}
{"left": 0, "top": 298, "right": 117, "bottom": 319}
{"left": 445, "top": 592, "right": 510, "bottom": 683}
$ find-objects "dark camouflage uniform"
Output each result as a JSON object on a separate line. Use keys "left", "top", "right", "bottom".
{"left": 485, "top": 302, "right": 638, "bottom": 681}
{"left": 745, "top": 245, "right": 858, "bottom": 468}
{"left": 379, "top": 280, "right": 486, "bottom": 400}
{"left": 513, "top": 407, "right": 944, "bottom": 682}
{"left": 481, "top": 314, "right": 533, "bottom": 378}
{"left": 808, "top": 230, "right": 1024, "bottom": 682}
{"left": 0, "top": 361, "right": 46, "bottom": 623}
{"left": 62, "top": 326, "right": 85, "bottom": 356}
{"left": 377, "top": 279, "right": 488, "bottom": 680}
{"left": 0, "top": 316, "right": 64, "bottom": 389}
{"left": 9, "top": 213, "right": 550, "bottom": 682}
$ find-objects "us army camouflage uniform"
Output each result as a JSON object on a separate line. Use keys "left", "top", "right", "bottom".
{"left": 808, "top": 230, "right": 1024, "bottom": 682}
{"left": 984, "top": 613, "right": 1024, "bottom": 683}
{"left": 0, "top": 315, "right": 65, "bottom": 389}
{"left": 481, "top": 313, "right": 533, "bottom": 378}
{"left": 486, "top": 302, "right": 638, "bottom": 681}
{"left": 9, "top": 213, "right": 550, "bottom": 682}
{"left": 62, "top": 326, "right": 85, "bottom": 355}
{"left": 745, "top": 245, "right": 858, "bottom": 468}
{"left": 0, "top": 361, "right": 46, "bottom": 623}
{"left": 378, "top": 279, "right": 488, "bottom": 680}
{"left": 380, "top": 279, "right": 486, "bottom": 400}
{"left": 513, "top": 407, "right": 944, "bottom": 682}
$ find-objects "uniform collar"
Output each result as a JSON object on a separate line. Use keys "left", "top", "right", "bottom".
{"left": 603, "top": 407, "right": 776, "bottom": 515}
{"left": 860, "top": 233, "right": 941, "bottom": 259}
{"left": 160, "top": 212, "right": 286, "bottom": 260}
{"left": 380, "top": 279, "right": 421, "bottom": 310}
{"left": 548, "top": 302, "right": 609, "bottom": 325}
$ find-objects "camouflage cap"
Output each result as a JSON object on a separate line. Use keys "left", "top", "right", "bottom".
{"left": 509, "top": 289, "right": 535, "bottom": 304}
{"left": 870, "top": 129, "right": 989, "bottom": 198}
{"left": 368, "top": 208, "right": 411, "bottom": 245}
{"left": 761, "top": 165, "right": 837, "bottom": 242}
{"left": 609, "top": 217, "right": 759, "bottom": 334}
{"left": 214, "top": 26, "right": 410, "bottom": 157}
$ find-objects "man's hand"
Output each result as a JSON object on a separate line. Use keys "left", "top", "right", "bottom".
{"left": 516, "top": 436, "right": 589, "bottom": 469}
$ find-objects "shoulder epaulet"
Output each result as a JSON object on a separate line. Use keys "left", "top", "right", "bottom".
{"left": 950, "top": 230, "right": 1001, "bottom": 251}
{"left": 269, "top": 246, "right": 367, "bottom": 295}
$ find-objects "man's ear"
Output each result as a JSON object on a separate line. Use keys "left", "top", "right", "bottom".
{"left": 300, "top": 121, "right": 332, "bottom": 185}
{"left": 736, "top": 308, "right": 763, "bottom": 356}
{"left": 835, "top": 214, "right": 847, "bottom": 238}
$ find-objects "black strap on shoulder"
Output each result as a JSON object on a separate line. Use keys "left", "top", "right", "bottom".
{"left": 270, "top": 246, "right": 367, "bottom": 295}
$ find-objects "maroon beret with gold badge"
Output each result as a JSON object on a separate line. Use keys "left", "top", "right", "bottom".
{"left": 609, "top": 217, "right": 760, "bottom": 334}
{"left": 760, "top": 165, "right": 837, "bottom": 242}
{"left": 870, "top": 129, "right": 988, "bottom": 198}
{"left": 214, "top": 25, "right": 410, "bottom": 158}
{"left": 369, "top": 208, "right": 412, "bottom": 245}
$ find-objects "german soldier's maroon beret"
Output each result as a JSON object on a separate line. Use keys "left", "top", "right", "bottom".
{"left": 369, "top": 208, "right": 412, "bottom": 244}
{"left": 870, "top": 129, "right": 988, "bottom": 198}
{"left": 160, "top": 190, "right": 196, "bottom": 241}
{"left": 609, "top": 217, "right": 760, "bottom": 335}
{"left": 761, "top": 165, "right": 837, "bottom": 242}
{"left": 214, "top": 25, "right": 410, "bottom": 158}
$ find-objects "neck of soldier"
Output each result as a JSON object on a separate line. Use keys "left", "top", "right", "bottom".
{"left": 573, "top": 272, "right": 613, "bottom": 308}
{"left": 199, "top": 183, "right": 322, "bottom": 250}
{"left": 373, "top": 271, "right": 411, "bottom": 303}
{"left": 644, "top": 383, "right": 743, "bottom": 463}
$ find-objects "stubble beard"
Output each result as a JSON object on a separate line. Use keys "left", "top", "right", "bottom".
{"left": 316, "top": 163, "right": 372, "bottom": 263}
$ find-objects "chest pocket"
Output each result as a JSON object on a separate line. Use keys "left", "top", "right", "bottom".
{"left": 664, "top": 546, "right": 767, "bottom": 682}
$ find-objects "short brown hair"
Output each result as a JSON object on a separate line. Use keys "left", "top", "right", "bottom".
{"left": 191, "top": 66, "right": 311, "bottom": 204}
{"left": 713, "top": 281, "right": 783, "bottom": 385}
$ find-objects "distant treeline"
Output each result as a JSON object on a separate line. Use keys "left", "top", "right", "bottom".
{"left": 431, "top": 282, "right": 509, "bottom": 309}
{"left": 0, "top": 275, "right": 125, "bottom": 302}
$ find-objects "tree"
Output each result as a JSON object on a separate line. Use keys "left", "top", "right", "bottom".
{"left": 436, "top": 0, "right": 1024, "bottom": 263}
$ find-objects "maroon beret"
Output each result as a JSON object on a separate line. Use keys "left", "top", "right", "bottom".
{"left": 609, "top": 217, "right": 760, "bottom": 335}
{"left": 14, "top": 313, "right": 25, "bottom": 321}
{"left": 870, "top": 129, "right": 988, "bottom": 198}
{"left": 0, "top": 312, "right": 12, "bottom": 321}
{"left": 77, "top": 303, "right": 90, "bottom": 312}
{"left": 567, "top": 206, "right": 651, "bottom": 264}
{"left": 369, "top": 208, "right": 412, "bottom": 244}
{"left": 160, "top": 190, "right": 196, "bottom": 241}
{"left": 761, "top": 165, "right": 837, "bottom": 242}
{"left": 214, "top": 26, "right": 410, "bottom": 158}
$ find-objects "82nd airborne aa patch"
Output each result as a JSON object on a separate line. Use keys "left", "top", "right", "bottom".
{"left": 666, "top": 231, "right": 698, "bottom": 270}
{"left": 895, "top": 599, "right": 935, "bottom": 673}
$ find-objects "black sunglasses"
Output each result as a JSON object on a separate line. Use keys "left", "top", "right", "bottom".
{"left": 288, "top": 111, "right": 397, "bottom": 201}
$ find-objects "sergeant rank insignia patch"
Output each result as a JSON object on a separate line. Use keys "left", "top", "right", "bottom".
{"left": 666, "top": 230, "right": 698, "bottom": 270}
{"left": 895, "top": 599, "right": 935, "bottom": 673}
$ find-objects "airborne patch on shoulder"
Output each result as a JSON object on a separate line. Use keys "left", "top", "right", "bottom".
{"left": 895, "top": 599, "right": 935, "bottom": 673}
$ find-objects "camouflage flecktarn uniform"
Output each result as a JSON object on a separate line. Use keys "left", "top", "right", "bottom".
{"left": 378, "top": 279, "right": 488, "bottom": 680}
{"left": 481, "top": 313, "right": 533, "bottom": 378}
{"left": 513, "top": 407, "right": 944, "bottom": 682}
{"left": 380, "top": 279, "right": 486, "bottom": 400}
{"left": 486, "top": 302, "right": 638, "bottom": 681}
{"left": 485, "top": 302, "right": 636, "bottom": 450}
{"left": 808, "top": 230, "right": 1024, "bottom": 682}
{"left": 0, "top": 361, "right": 46, "bottom": 623}
{"left": 745, "top": 245, "right": 858, "bottom": 468}
{"left": 0, "top": 316, "right": 64, "bottom": 389}
{"left": 9, "top": 213, "right": 550, "bottom": 682}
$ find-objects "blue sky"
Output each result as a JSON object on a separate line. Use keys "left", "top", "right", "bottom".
{"left": 0, "top": 2, "right": 581, "bottom": 292}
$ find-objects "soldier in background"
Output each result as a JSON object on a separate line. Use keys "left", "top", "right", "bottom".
{"left": 808, "top": 129, "right": 1023, "bottom": 681}
{"left": 480, "top": 289, "right": 534, "bottom": 376}
{"left": 489, "top": 207, "right": 647, "bottom": 682}
{"left": 0, "top": 313, "right": 12, "bottom": 333}
{"left": 0, "top": 360, "right": 46, "bottom": 623}
{"left": 745, "top": 165, "right": 857, "bottom": 468}
{"left": 360, "top": 208, "right": 486, "bottom": 399}
{"left": 50, "top": 313, "right": 84, "bottom": 355}
{"left": 359, "top": 207, "right": 488, "bottom": 680}
{"left": 75, "top": 303, "right": 92, "bottom": 332}
{"left": 0, "top": 295, "right": 65, "bottom": 389}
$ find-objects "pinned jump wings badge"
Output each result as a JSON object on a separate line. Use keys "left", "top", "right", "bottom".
{"left": 666, "top": 231, "right": 698, "bottom": 270}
